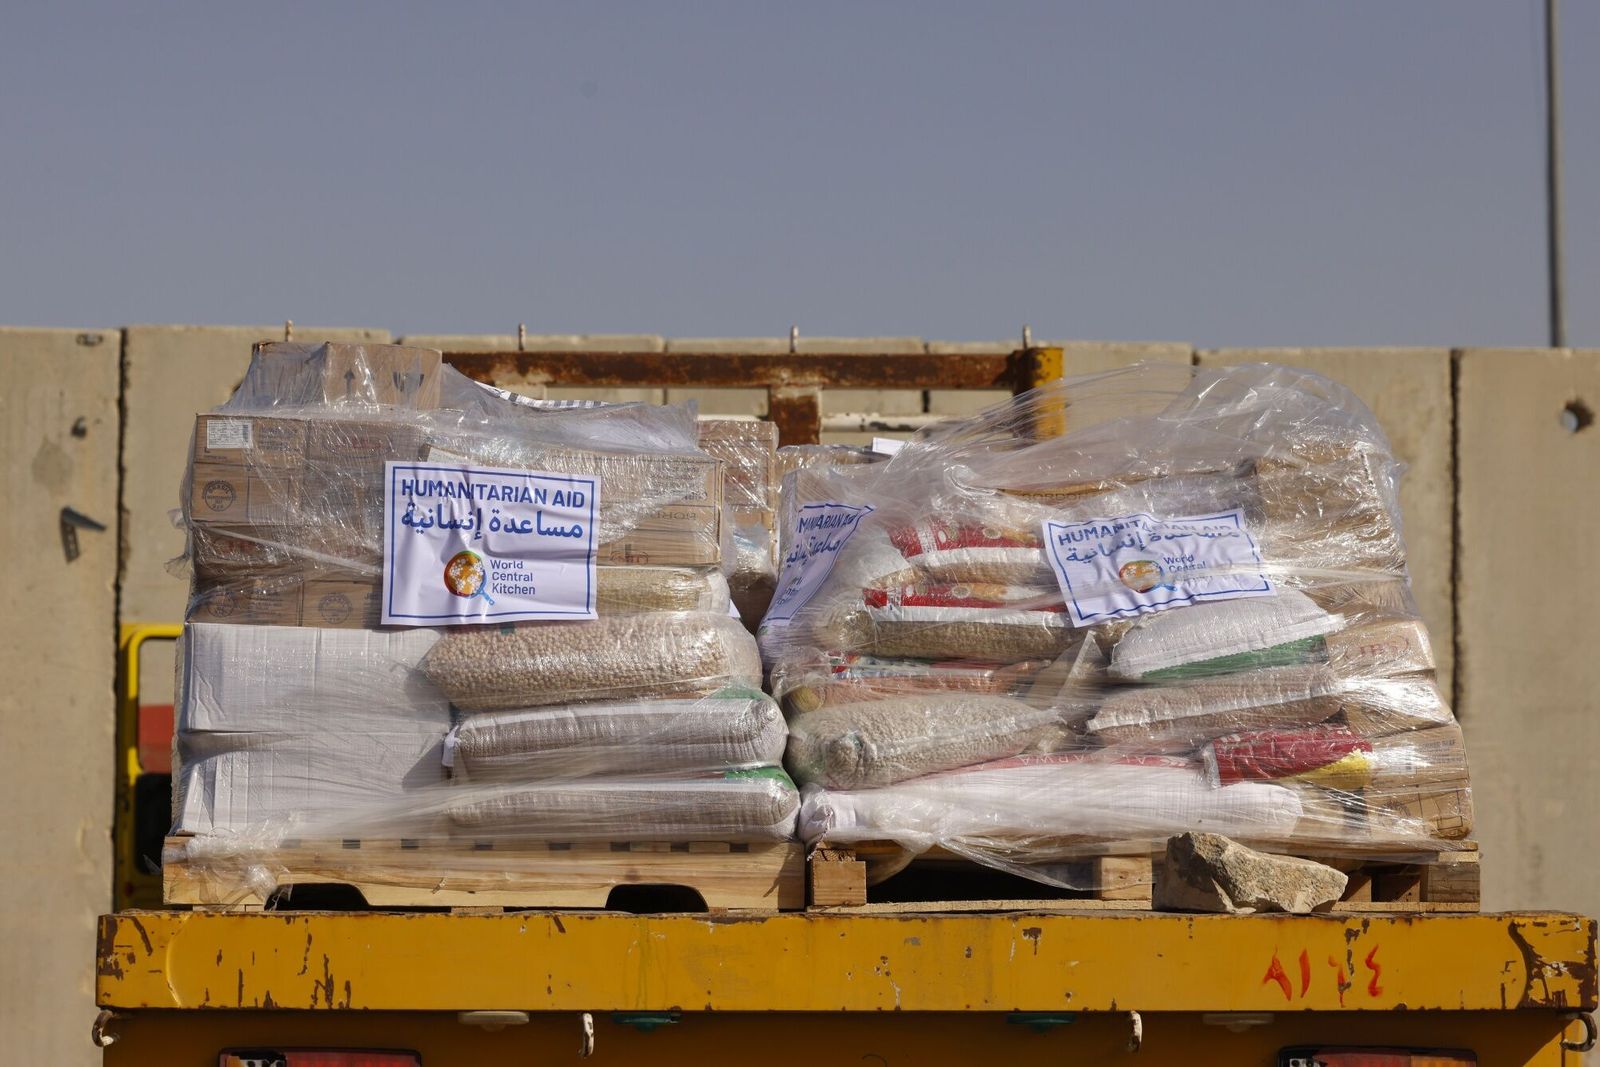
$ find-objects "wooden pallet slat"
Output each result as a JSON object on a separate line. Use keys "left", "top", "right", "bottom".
{"left": 164, "top": 835, "right": 806, "bottom": 913}
{"left": 807, "top": 840, "right": 1481, "bottom": 914}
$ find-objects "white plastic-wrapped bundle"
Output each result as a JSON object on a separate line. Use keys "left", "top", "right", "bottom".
{"left": 763, "top": 362, "right": 1471, "bottom": 888}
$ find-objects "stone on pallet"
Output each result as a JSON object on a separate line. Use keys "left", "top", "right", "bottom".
{"left": 1154, "top": 833, "right": 1347, "bottom": 915}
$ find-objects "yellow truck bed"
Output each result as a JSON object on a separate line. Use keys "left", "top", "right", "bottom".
{"left": 95, "top": 909, "right": 1596, "bottom": 1064}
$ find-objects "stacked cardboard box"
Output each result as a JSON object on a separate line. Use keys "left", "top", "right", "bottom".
{"left": 187, "top": 416, "right": 724, "bottom": 627}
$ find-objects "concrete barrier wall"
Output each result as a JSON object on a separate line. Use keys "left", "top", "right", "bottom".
{"left": 1, "top": 328, "right": 121, "bottom": 1067}
{"left": 1457, "top": 348, "right": 1600, "bottom": 916}
{"left": 6, "top": 327, "right": 1595, "bottom": 1060}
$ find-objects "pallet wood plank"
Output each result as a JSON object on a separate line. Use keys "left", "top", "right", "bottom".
{"left": 164, "top": 837, "right": 805, "bottom": 912}
{"left": 1092, "top": 855, "right": 1153, "bottom": 901}
{"left": 808, "top": 841, "right": 1480, "bottom": 914}
{"left": 808, "top": 848, "right": 868, "bottom": 907}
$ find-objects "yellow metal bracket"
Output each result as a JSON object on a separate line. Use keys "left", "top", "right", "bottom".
{"left": 114, "top": 624, "right": 183, "bottom": 911}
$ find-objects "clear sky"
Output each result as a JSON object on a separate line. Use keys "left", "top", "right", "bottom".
{"left": 2, "top": 1, "right": 1594, "bottom": 347}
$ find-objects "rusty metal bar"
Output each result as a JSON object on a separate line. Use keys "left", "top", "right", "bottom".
{"left": 439, "top": 348, "right": 1058, "bottom": 446}
{"left": 441, "top": 350, "right": 1035, "bottom": 391}
{"left": 767, "top": 384, "right": 822, "bottom": 446}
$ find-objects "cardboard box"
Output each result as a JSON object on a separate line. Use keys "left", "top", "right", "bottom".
{"left": 305, "top": 419, "right": 429, "bottom": 466}
{"left": 302, "top": 577, "right": 384, "bottom": 629}
{"left": 193, "top": 414, "right": 309, "bottom": 469}
{"left": 189, "top": 463, "right": 302, "bottom": 525}
{"left": 597, "top": 505, "right": 724, "bottom": 566}
{"left": 1387, "top": 785, "right": 1474, "bottom": 839}
{"left": 187, "top": 576, "right": 304, "bottom": 626}
{"left": 698, "top": 418, "right": 778, "bottom": 513}
{"left": 190, "top": 524, "right": 298, "bottom": 577}
{"left": 250, "top": 342, "right": 444, "bottom": 409}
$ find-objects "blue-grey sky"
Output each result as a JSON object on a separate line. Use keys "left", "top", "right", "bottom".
{"left": 2, "top": 2, "right": 1595, "bottom": 346}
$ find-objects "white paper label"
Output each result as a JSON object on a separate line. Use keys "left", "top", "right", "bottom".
{"left": 870, "top": 437, "right": 906, "bottom": 456}
{"left": 206, "top": 418, "right": 253, "bottom": 450}
{"left": 382, "top": 461, "right": 599, "bottom": 625}
{"left": 765, "top": 501, "right": 875, "bottom": 624}
{"left": 1041, "top": 509, "right": 1274, "bottom": 627}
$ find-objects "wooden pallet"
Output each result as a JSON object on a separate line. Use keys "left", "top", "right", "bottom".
{"left": 808, "top": 840, "right": 1481, "bottom": 914}
{"left": 163, "top": 835, "right": 806, "bottom": 912}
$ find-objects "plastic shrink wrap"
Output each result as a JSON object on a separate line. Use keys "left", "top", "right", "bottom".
{"left": 699, "top": 419, "right": 781, "bottom": 630}
{"left": 168, "top": 343, "right": 796, "bottom": 899}
{"left": 762, "top": 362, "right": 1471, "bottom": 888}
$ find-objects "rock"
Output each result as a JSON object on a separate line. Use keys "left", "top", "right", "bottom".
{"left": 1154, "top": 832, "right": 1348, "bottom": 914}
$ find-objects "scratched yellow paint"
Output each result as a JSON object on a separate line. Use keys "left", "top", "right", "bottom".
{"left": 97, "top": 911, "right": 1596, "bottom": 1015}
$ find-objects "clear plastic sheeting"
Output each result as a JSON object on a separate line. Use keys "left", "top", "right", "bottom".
{"left": 169, "top": 343, "right": 796, "bottom": 898}
{"left": 699, "top": 419, "right": 781, "bottom": 630}
{"left": 762, "top": 362, "right": 1472, "bottom": 888}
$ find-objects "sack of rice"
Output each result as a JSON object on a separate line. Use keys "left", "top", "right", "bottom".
{"left": 423, "top": 611, "right": 761, "bottom": 711}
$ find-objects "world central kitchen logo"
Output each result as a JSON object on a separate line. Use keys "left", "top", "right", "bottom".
{"left": 1118, "top": 559, "right": 1167, "bottom": 592}
{"left": 443, "top": 549, "right": 493, "bottom": 605}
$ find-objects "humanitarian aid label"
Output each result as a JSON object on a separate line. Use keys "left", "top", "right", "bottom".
{"left": 205, "top": 418, "right": 253, "bottom": 450}
{"left": 1041, "top": 509, "right": 1274, "bottom": 627}
{"left": 765, "top": 501, "right": 875, "bottom": 625}
{"left": 382, "top": 461, "right": 598, "bottom": 625}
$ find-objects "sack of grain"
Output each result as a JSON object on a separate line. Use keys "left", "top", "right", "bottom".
{"left": 787, "top": 694, "right": 1075, "bottom": 789}
{"left": 447, "top": 689, "right": 787, "bottom": 780}
{"left": 423, "top": 611, "right": 761, "bottom": 711}
{"left": 443, "top": 771, "right": 800, "bottom": 841}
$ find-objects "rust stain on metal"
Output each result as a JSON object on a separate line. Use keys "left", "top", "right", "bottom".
{"left": 768, "top": 386, "right": 822, "bottom": 447}
{"left": 442, "top": 347, "right": 1040, "bottom": 447}
{"left": 95, "top": 919, "right": 124, "bottom": 979}
{"left": 312, "top": 954, "right": 337, "bottom": 1009}
{"left": 443, "top": 350, "right": 1026, "bottom": 391}
{"left": 1505, "top": 918, "right": 1596, "bottom": 1010}
{"left": 127, "top": 915, "right": 153, "bottom": 955}
{"left": 1021, "top": 926, "right": 1044, "bottom": 956}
